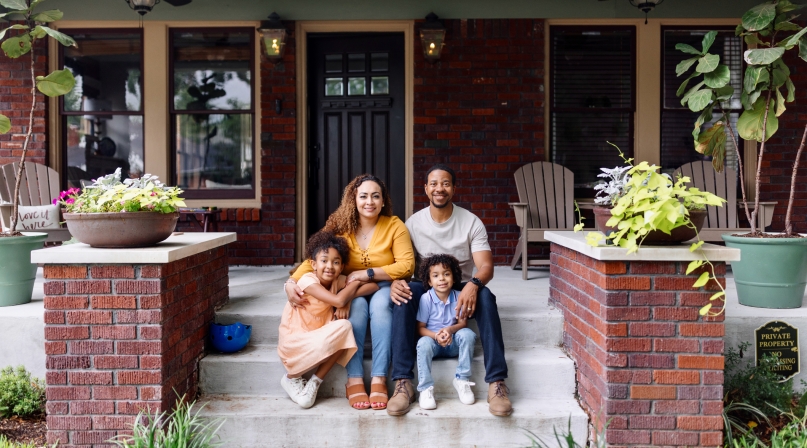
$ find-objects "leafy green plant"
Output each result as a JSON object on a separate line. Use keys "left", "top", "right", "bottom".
{"left": 0, "top": 0, "right": 76, "bottom": 236}
{"left": 55, "top": 169, "right": 186, "bottom": 214}
{"left": 676, "top": 0, "right": 807, "bottom": 236}
{"left": 724, "top": 400, "right": 771, "bottom": 443}
{"left": 730, "top": 404, "right": 807, "bottom": 447}
{"left": 523, "top": 415, "right": 608, "bottom": 448}
{"left": 108, "top": 396, "right": 225, "bottom": 448}
{"left": 725, "top": 342, "right": 794, "bottom": 418}
{"left": 0, "top": 366, "right": 45, "bottom": 418}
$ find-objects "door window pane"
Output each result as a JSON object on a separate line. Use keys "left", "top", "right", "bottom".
{"left": 348, "top": 53, "right": 365, "bottom": 72}
{"left": 325, "top": 54, "right": 342, "bottom": 73}
{"left": 371, "top": 77, "right": 389, "bottom": 95}
{"left": 348, "top": 77, "right": 366, "bottom": 96}
{"left": 175, "top": 114, "right": 253, "bottom": 190}
{"left": 63, "top": 31, "right": 142, "bottom": 112}
{"left": 325, "top": 78, "right": 343, "bottom": 96}
{"left": 172, "top": 30, "right": 252, "bottom": 111}
{"left": 371, "top": 53, "right": 388, "bottom": 72}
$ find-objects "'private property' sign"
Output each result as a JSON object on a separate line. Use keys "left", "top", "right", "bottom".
{"left": 755, "top": 320, "right": 800, "bottom": 382}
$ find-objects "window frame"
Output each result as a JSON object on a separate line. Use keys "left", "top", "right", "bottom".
{"left": 57, "top": 27, "right": 146, "bottom": 189}
{"left": 168, "top": 26, "right": 257, "bottom": 200}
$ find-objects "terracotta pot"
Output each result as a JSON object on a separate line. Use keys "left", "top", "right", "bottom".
{"left": 593, "top": 206, "right": 706, "bottom": 245}
{"left": 64, "top": 212, "right": 178, "bottom": 248}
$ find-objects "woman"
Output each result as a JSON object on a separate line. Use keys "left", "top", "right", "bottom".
{"left": 285, "top": 174, "right": 414, "bottom": 410}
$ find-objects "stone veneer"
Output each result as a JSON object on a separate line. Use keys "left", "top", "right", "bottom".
{"left": 33, "top": 234, "right": 234, "bottom": 447}
{"left": 546, "top": 232, "right": 738, "bottom": 447}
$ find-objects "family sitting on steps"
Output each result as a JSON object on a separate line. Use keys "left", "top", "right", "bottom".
{"left": 279, "top": 164, "right": 512, "bottom": 417}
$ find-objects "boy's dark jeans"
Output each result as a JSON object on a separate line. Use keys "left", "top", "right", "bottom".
{"left": 391, "top": 281, "right": 508, "bottom": 384}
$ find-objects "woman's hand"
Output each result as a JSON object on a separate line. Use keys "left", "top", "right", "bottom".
{"left": 284, "top": 279, "right": 308, "bottom": 309}
{"left": 334, "top": 304, "right": 350, "bottom": 320}
{"left": 347, "top": 271, "right": 370, "bottom": 284}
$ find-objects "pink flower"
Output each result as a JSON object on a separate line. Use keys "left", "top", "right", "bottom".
{"left": 52, "top": 198, "right": 58, "bottom": 205}
{"left": 65, "top": 198, "right": 75, "bottom": 204}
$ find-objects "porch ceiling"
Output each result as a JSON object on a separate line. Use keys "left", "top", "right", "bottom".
{"left": 45, "top": 0, "right": 758, "bottom": 22}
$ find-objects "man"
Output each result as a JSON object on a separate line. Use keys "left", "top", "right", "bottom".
{"left": 386, "top": 164, "right": 512, "bottom": 417}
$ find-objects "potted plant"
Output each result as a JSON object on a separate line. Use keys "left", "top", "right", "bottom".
{"left": 675, "top": 0, "right": 807, "bottom": 308}
{"left": 0, "top": 0, "right": 76, "bottom": 307}
{"left": 55, "top": 169, "right": 186, "bottom": 248}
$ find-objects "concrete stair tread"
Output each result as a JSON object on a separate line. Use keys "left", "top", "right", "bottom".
{"left": 198, "top": 394, "right": 587, "bottom": 448}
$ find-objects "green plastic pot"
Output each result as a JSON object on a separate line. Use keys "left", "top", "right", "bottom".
{"left": 723, "top": 234, "right": 807, "bottom": 309}
{"left": 0, "top": 232, "right": 47, "bottom": 307}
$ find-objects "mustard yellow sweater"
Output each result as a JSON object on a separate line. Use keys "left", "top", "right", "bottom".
{"left": 292, "top": 215, "right": 414, "bottom": 281}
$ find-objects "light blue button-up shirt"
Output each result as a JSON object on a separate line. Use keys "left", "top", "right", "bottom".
{"left": 416, "top": 288, "right": 458, "bottom": 333}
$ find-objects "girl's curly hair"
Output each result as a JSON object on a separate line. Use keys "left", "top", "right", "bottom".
{"left": 418, "top": 254, "right": 462, "bottom": 288}
{"left": 323, "top": 174, "right": 393, "bottom": 236}
{"left": 305, "top": 231, "right": 350, "bottom": 265}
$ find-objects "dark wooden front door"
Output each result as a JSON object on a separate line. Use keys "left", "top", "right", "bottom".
{"left": 307, "top": 32, "right": 405, "bottom": 235}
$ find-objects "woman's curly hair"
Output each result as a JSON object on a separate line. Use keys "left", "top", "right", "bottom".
{"left": 418, "top": 254, "right": 462, "bottom": 288}
{"left": 324, "top": 174, "right": 393, "bottom": 236}
{"left": 305, "top": 231, "right": 350, "bottom": 265}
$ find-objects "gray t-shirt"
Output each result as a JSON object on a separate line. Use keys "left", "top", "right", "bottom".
{"left": 405, "top": 205, "right": 491, "bottom": 282}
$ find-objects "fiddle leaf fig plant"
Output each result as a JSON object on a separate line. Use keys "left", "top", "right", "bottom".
{"left": 676, "top": 0, "right": 807, "bottom": 237}
{"left": 0, "top": 0, "right": 76, "bottom": 236}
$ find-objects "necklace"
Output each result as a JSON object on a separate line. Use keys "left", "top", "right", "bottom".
{"left": 358, "top": 225, "right": 375, "bottom": 241}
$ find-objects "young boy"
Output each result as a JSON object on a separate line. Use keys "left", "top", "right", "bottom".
{"left": 415, "top": 254, "right": 477, "bottom": 410}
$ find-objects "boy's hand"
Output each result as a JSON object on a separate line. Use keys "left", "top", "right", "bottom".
{"left": 436, "top": 329, "right": 452, "bottom": 347}
{"left": 334, "top": 305, "right": 350, "bottom": 320}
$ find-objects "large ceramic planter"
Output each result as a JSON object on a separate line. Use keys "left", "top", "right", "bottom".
{"left": 0, "top": 232, "right": 47, "bottom": 307}
{"left": 723, "top": 234, "right": 807, "bottom": 309}
{"left": 593, "top": 206, "right": 706, "bottom": 245}
{"left": 64, "top": 212, "right": 179, "bottom": 248}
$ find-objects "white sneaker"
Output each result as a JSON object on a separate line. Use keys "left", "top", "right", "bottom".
{"left": 453, "top": 378, "right": 476, "bottom": 405}
{"left": 281, "top": 375, "right": 307, "bottom": 404}
{"left": 419, "top": 386, "right": 437, "bottom": 410}
{"left": 298, "top": 375, "right": 322, "bottom": 409}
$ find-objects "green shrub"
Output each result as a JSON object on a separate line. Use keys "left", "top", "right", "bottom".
{"left": 725, "top": 342, "right": 793, "bottom": 418}
{"left": 108, "top": 396, "right": 224, "bottom": 448}
{"left": 730, "top": 405, "right": 807, "bottom": 447}
{"left": 0, "top": 366, "right": 45, "bottom": 418}
{"left": 0, "top": 435, "right": 37, "bottom": 448}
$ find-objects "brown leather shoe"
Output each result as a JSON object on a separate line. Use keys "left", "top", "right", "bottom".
{"left": 386, "top": 379, "right": 416, "bottom": 416}
{"left": 487, "top": 381, "right": 513, "bottom": 416}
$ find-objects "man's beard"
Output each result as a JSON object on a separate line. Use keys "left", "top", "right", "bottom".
{"left": 431, "top": 199, "right": 450, "bottom": 209}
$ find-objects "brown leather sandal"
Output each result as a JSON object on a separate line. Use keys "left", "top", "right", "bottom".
{"left": 369, "top": 382, "right": 389, "bottom": 410}
{"left": 346, "top": 384, "right": 370, "bottom": 410}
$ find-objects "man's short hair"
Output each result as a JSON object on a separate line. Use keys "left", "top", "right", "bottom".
{"left": 425, "top": 164, "right": 456, "bottom": 185}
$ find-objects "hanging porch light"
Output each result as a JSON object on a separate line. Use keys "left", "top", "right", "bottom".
{"left": 125, "top": 0, "right": 160, "bottom": 16}
{"left": 420, "top": 12, "right": 446, "bottom": 62}
{"left": 258, "top": 12, "right": 287, "bottom": 63}
{"left": 629, "top": 0, "right": 664, "bottom": 24}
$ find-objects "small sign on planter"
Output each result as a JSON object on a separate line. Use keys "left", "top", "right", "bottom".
{"left": 755, "top": 320, "right": 800, "bottom": 382}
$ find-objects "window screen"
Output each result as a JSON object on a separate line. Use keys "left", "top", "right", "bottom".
{"left": 550, "top": 27, "right": 635, "bottom": 197}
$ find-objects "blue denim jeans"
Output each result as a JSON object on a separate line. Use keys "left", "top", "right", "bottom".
{"left": 345, "top": 281, "right": 392, "bottom": 378}
{"left": 392, "top": 281, "right": 508, "bottom": 384}
{"left": 416, "top": 327, "right": 476, "bottom": 391}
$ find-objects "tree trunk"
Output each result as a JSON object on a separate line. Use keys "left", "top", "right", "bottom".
{"left": 785, "top": 124, "right": 807, "bottom": 236}
{"left": 720, "top": 106, "right": 753, "bottom": 228}
{"left": 8, "top": 40, "right": 36, "bottom": 234}
{"left": 751, "top": 76, "right": 775, "bottom": 236}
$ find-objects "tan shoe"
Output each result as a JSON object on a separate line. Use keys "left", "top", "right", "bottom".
{"left": 386, "top": 379, "right": 416, "bottom": 416}
{"left": 487, "top": 381, "right": 513, "bottom": 416}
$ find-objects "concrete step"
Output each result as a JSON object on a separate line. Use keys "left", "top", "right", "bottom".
{"left": 220, "top": 267, "right": 563, "bottom": 347}
{"left": 198, "top": 395, "right": 588, "bottom": 448}
{"left": 199, "top": 344, "right": 575, "bottom": 400}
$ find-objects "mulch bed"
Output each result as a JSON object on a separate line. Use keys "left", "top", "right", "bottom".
{"left": 0, "top": 415, "right": 47, "bottom": 447}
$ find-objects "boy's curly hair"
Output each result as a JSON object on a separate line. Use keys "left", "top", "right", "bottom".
{"left": 305, "top": 231, "right": 350, "bottom": 264}
{"left": 418, "top": 254, "right": 462, "bottom": 287}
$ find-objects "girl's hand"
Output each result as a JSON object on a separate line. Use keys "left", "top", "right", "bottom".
{"left": 334, "top": 304, "right": 350, "bottom": 320}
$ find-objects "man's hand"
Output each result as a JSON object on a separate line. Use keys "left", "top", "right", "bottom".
{"left": 390, "top": 279, "right": 412, "bottom": 306}
{"left": 455, "top": 282, "right": 479, "bottom": 319}
{"left": 284, "top": 280, "right": 309, "bottom": 309}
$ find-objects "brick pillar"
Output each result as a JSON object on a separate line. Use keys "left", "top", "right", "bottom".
{"left": 42, "top": 247, "right": 229, "bottom": 447}
{"left": 549, "top": 243, "right": 726, "bottom": 447}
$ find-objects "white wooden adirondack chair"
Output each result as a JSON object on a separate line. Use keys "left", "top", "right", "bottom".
{"left": 0, "top": 162, "right": 71, "bottom": 242}
{"left": 509, "top": 161, "right": 576, "bottom": 280}
{"left": 675, "top": 161, "right": 775, "bottom": 241}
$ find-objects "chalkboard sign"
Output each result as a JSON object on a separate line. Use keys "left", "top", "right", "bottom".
{"left": 755, "top": 320, "right": 800, "bottom": 382}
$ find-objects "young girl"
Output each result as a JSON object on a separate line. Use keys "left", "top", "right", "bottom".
{"left": 415, "top": 254, "right": 477, "bottom": 410}
{"left": 277, "top": 231, "right": 378, "bottom": 408}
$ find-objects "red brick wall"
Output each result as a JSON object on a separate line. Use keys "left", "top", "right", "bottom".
{"left": 549, "top": 244, "right": 725, "bottom": 447}
{"left": 42, "top": 248, "right": 229, "bottom": 447}
{"left": 413, "top": 19, "right": 546, "bottom": 265}
{"left": 0, "top": 33, "right": 47, "bottom": 167}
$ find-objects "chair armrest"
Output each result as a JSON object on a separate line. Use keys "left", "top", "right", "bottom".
{"left": 509, "top": 203, "right": 528, "bottom": 228}
{"left": 508, "top": 202, "right": 527, "bottom": 208}
{"left": 0, "top": 202, "right": 10, "bottom": 231}
{"left": 739, "top": 202, "right": 777, "bottom": 228}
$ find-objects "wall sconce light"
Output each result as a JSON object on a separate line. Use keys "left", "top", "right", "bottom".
{"left": 629, "top": 0, "right": 664, "bottom": 24}
{"left": 125, "top": 0, "right": 160, "bottom": 16}
{"left": 420, "top": 12, "right": 446, "bottom": 62}
{"left": 258, "top": 12, "right": 287, "bottom": 63}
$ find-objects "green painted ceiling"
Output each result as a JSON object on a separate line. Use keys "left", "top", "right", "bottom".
{"left": 44, "top": 0, "right": 760, "bottom": 21}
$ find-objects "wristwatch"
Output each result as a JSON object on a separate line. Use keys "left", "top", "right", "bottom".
{"left": 470, "top": 277, "right": 483, "bottom": 287}
{"left": 367, "top": 268, "right": 375, "bottom": 280}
